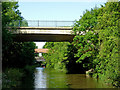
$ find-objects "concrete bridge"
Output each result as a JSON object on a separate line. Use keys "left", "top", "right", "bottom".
{"left": 35, "top": 57, "right": 45, "bottom": 62}
{"left": 35, "top": 48, "right": 49, "bottom": 53}
{"left": 8, "top": 20, "right": 75, "bottom": 42}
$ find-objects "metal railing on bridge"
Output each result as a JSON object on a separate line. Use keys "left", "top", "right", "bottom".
{"left": 7, "top": 20, "right": 75, "bottom": 27}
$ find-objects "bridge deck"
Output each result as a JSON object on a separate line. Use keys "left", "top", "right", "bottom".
{"left": 9, "top": 27, "right": 74, "bottom": 42}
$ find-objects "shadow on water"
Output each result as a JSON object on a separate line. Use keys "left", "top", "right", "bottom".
{"left": 20, "top": 67, "right": 46, "bottom": 89}
{"left": 20, "top": 70, "right": 35, "bottom": 90}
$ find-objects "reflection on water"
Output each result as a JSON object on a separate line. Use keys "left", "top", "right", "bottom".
{"left": 34, "top": 67, "right": 47, "bottom": 88}
{"left": 66, "top": 74, "right": 112, "bottom": 88}
{"left": 33, "top": 67, "right": 113, "bottom": 88}
{"left": 45, "top": 69, "right": 68, "bottom": 88}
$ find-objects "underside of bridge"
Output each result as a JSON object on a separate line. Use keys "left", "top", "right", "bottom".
{"left": 12, "top": 34, "right": 74, "bottom": 42}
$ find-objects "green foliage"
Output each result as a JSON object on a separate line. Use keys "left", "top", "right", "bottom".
{"left": 73, "top": 7, "right": 99, "bottom": 69}
{"left": 2, "top": 68, "right": 24, "bottom": 88}
{"left": 2, "top": 2, "right": 37, "bottom": 88}
{"left": 72, "top": 1, "right": 120, "bottom": 87}
{"left": 2, "top": 2, "right": 23, "bottom": 58}
{"left": 42, "top": 42, "right": 84, "bottom": 74}
{"left": 73, "top": 7, "right": 99, "bottom": 34}
{"left": 93, "top": 2, "right": 120, "bottom": 87}
{"left": 2, "top": 2, "right": 37, "bottom": 69}
{"left": 24, "top": 65, "right": 36, "bottom": 75}
{"left": 8, "top": 20, "right": 28, "bottom": 27}
{"left": 3, "top": 41, "right": 36, "bottom": 69}
{"left": 2, "top": 2, "right": 23, "bottom": 28}
{"left": 43, "top": 42, "right": 70, "bottom": 72}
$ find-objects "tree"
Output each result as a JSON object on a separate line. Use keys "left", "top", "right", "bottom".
{"left": 2, "top": 2, "right": 36, "bottom": 69}
{"left": 94, "top": 2, "right": 120, "bottom": 86}
{"left": 72, "top": 7, "right": 100, "bottom": 70}
{"left": 43, "top": 42, "right": 69, "bottom": 72}
{"left": 72, "top": 1, "right": 120, "bottom": 87}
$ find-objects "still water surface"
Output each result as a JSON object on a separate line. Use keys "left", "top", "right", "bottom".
{"left": 34, "top": 67, "right": 47, "bottom": 88}
{"left": 33, "top": 67, "right": 113, "bottom": 88}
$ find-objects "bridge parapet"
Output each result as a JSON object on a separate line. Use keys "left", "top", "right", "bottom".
{"left": 7, "top": 20, "right": 75, "bottom": 27}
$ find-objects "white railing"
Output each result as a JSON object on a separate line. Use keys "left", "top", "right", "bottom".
{"left": 7, "top": 20, "right": 75, "bottom": 27}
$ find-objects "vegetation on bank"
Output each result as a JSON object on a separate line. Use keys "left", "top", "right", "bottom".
{"left": 43, "top": 1, "right": 120, "bottom": 87}
{"left": 42, "top": 42, "right": 69, "bottom": 72}
{"left": 2, "top": 2, "right": 37, "bottom": 88}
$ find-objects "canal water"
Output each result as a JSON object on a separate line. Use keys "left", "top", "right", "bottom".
{"left": 21, "top": 67, "right": 113, "bottom": 89}
{"left": 33, "top": 67, "right": 113, "bottom": 88}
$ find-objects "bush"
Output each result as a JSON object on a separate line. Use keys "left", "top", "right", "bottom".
{"left": 24, "top": 65, "right": 36, "bottom": 74}
{"left": 2, "top": 68, "right": 24, "bottom": 88}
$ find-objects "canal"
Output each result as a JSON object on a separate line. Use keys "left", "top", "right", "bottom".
{"left": 21, "top": 67, "right": 113, "bottom": 89}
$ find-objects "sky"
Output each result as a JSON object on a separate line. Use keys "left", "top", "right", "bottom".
{"left": 18, "top": 2, "right": 106, "bottom": 21}
{"left": 18, "top": 0, "right": 108, "bottom": 2}
{"left": 18, "top": 1, "right": 107, "bottom": 56}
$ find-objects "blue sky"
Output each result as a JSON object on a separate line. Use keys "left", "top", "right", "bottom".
{"left": 18, "top": 1, "right": 107, "bottom": 56}
{"left": 18, "top": 2, "right": 106, "bottom": 21}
